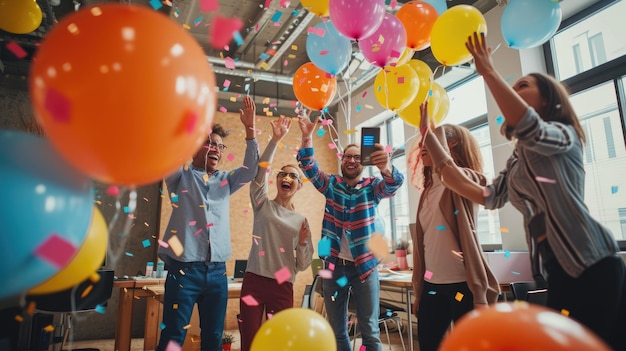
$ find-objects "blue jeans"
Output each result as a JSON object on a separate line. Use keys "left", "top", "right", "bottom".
{"left": 323, "top": 262, "right": 382, "bottom": 351}
{"left": 156, "top": 261, "right": 227, "bottom": 351}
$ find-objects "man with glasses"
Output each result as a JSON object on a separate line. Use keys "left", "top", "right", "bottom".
{"left": 297, "top": 115, "right": 404, "bottom": 351}
{"left": 157, "top": 96, "right": 259, "bottom": 351}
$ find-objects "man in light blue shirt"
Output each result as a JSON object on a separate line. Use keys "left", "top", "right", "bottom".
{"left": 157, "top": 96, "right": 259, "bottom": 351}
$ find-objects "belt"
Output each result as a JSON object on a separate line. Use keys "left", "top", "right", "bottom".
{"left": 336, "top": 258, "right": 354, "bottom": 265}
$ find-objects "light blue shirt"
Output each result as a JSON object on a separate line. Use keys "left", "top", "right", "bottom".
{"left": 158, "top": 138, "right": 259, "bottom": 264}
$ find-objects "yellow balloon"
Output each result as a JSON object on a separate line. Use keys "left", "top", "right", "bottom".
{"left": 397, "top": 60, "right": 433, "bottom": 127}
{"left": 430, "top": 5, "right": 487, "bottom": 66}
{"left": 300, "top": 0, "right": 330, "bottom": 17}
{"left": 251, "top": 308, "right": 336, "bottom": 351}
{"left": 28, "top": 208, "right": 108, "bottom": 295}
{"left": 428, "top": 81, "right": 450, "bottom": 124}
{"left": 396, "top": 47, "right": 415, "bottom": 66}
{"left": 0, "top": 0, "right": 42, "bottom": 34}
{"left": 374, "top": 64, "right": 420, "bottom": 111}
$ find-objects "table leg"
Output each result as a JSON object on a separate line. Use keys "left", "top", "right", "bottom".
{"left": 115, "top": 288, "right": 135, "bottom": 351}
{"left": 144, "top": 296, "right": 161, "bottom": 351}
{"left": 406, "top": 289, "right": 413, "bottom": 351}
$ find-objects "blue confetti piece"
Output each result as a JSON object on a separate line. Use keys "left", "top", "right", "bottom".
{"left": 233, "top": 32, "right": 244, "bottom": 46}
{"left": 123, "top": 206, "right": 130, "bottom": 214}
{"left": 428, "top": 89, "right": 432, "bottom": 96}
{"left": 504, "top": 250, "right": 511, "bottom": 258}
{"left": 377, "top": 85, "right": 382, "bottom": 92}
{"left": 291, "top": 9, "right": 300, "bottom": 16}
{"left": 149, "top": 0, "right": 162, "bottom": 10}
{"left": 95, "top": 304, "right": 106, "bottom": 314}
{"left": 453, "top": 210, "right": 459, "bottom": 216}
{"left": 336, "top": 276, "right": 348, "bottom": 287}
{"left": 245, "top": 84, "right": 250, "bottom": 93}
{"left": 512, "top": 271, "right": 520, "bottom": 275}
{"left": 323, "top": 106, "right": 329, "bottom": 113}
{"left": 318, "top": 237, "right": 331, "bottom": 257}
{"left": 193, "top": 16, "right": 202, "bottom": 26}
{"left": 142, "top": 239, "right": 151, "bottom": 248}
{"left": 271, "top": 11, "right": 283, "bottom": 23}
{"left": 355, "top": 105, "right": 362, "bottom": 112}
{"left": 496, "top": 115, "right": 504, "bottom": 125}
{"left": 171, "top": 194, "right": 179, "bottom": 203}
{"left": 316, "top": 128, "right": 327, "bottom": 137}
{"left": 611, "top": 185, "right": 618, "bottom": 194}
{"left": 159, "top": 322, "right": 166, "bottom": 330}
{"left": 222, "top": 87, "right": 229, "bottom": 92}
{"left": 260, "top": 52, "right": 270, "bottom": 60}
{"left": 428, "top": 290, "right": 436, "bottom": 295}
{"left": 436, "top": 225, "right": 446, "bottom": 231}
{"left": 385, "top": 310, "right": 393, "bottom": 317}
{"left": 125, "top": 252, "right": 134, "bottom": 257}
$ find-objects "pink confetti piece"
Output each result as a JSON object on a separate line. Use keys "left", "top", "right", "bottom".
{"left": 242, "top": 294, "right": 259, "bottom": 306}
{"left": 319, "top": 50, "right": 329, "bottom": 56}
{"left": 189, "top": 221, "right": 197, "bottom": 226}
{"left": 321, "top": 119, "right": 333, "bottom": 126}
{"left": 209, "top": 15, "right": 243, "bottom": 50}
{"left": 34, "top": 233, "right": 77, "bottom": 268}
{"left": 198, "top": 0, "right": 218, "bottom": 12}
{"left": 206, "top": 223, "right": 214, "bottom": 228}
{"left": 259, "top": 250, "right": 265, "bottom": 256}
{"left": 318, "top": 269, "right": 333, "bottom": 279}
{"left": 279, "top": 247, "right": 285, "bottom": 253}
{"left": 6, "top": 41, "right": 27, "bottom": 59}
{"left": 274, "top": 266, "right": 292, "bottom": 284}
{"left": 165, "top": 340, "right": 182, "bottom": 351}
{"left": 279, "top": 0, "right": 290, "bottom": 8}
{"left": 283, "top": 59, "right": 289, "bottom": 66}
{"left": 424, "top": 270, "right": 433, "bottom": 279}
{"left": 263, "top": 0, "right": 271, "bottom": 8}
{"left": 182, "top": 110, "right": 198, "bottom": 134}
{"left": 360, "top": 346, "right": 366, "bottom": 351}
{"left": 226, "top": 153, "right": 235, "bottom": 161}
{"left": 106, "top": 185, "right": 120, "bottom": 196}
{"left": 535, "top": 176, "right": 557, "bottom": 184}
{"left": 219, "top": 106, "right": 228, "bottom": 113}
{"left": 243, "top": 209, "right": 249, "bottom": 214}
{"left": 328, "top": 143, "right": 336, "bottom": 149}
{"left": 220, "top": 179, "right": 228, "bottom": 187}
{"left": 44, "top": 88, "right": 72, "bottom": 123}
{"left": 362, "top": 91, "right": 367, "bottom": 98}
{"left": 158, "top": 239, "right": 170, "bottom": 248}
{"left": 254, "top": 237, "right": 259, "bottom": 246}
{"left": 223, "top": 79, "right": 231, "bottom": 88}
{"left": 224, "top": 57, "right": 235, "bottom": 69}
{"left": 328, "top": 262, "right": 336, "bottom": 271}
{"left": 384, "top": 145, "right": 392, "bottom": 153}
{"left": 397, "top": 76, "right": 405, "bottom": 84}
{"left": 194, "top": 229, "right": 203, "bottom": 236}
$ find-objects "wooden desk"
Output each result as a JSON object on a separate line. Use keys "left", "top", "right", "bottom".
{"left": 379, "top": 271, "right": 414, "bottom": 351}
{"left": 113, "top": 278, "right": 242, "bottom": 351}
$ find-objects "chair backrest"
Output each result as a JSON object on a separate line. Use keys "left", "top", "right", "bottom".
{"left": 26, "top": 269, "right": 115, "bottom": 313}
{"left": 510, "top": 281, "right": 548, "bottom": 306}
{"left": 308, "top": 275, "right": 325, "bottom": 315}
{"left": 311, "top": 258, "right": 323, "bottom": 278}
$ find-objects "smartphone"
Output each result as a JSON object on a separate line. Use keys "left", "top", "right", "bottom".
{"left": 360, "top": 127, "right": 380, "bottom": 166}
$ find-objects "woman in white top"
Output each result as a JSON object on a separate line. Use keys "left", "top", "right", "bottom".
{"left": 238, "top": 114, "right": 313, "bottom": 351}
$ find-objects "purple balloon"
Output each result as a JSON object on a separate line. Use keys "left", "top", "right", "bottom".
{"left": 358, "top": 13, "right": 407, "bottom": 68}
{"left": 329, "top": 0, "right": 386, "bottom": 41}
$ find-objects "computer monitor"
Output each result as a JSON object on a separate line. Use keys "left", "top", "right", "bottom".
{"left": 233, "top": 260, "right": 247, "bottom": 282}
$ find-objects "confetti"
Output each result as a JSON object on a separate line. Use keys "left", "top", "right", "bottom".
{"left": 242, "top": 294, "right": 259, "bottom": 306}
{"left": 336, "top": 276, "right": 348, "bottom": 287}
{"left": 165, "top": 340, "right": 182, "bottom": 351}
{"left": 209, "top": 15, "right": 243, "bottom": 50}
{"left": 436, "top": 225, "right": 446, "bottom": 231}
{"left": 424, "top": 270, "right": 433, "bottom": 280}
{"left": 611, "top": 185, "right": 619, "bottom": 194}
{"left": 6, "top": 41, "right": 27, "bottom": 58}
{"left": 535, "top": 176, "right": 557, "bottom": 184}
{"left": 499, "top": 227, "right": 510, "bottom": 233}
{"left": 454, "top": 292, "right": 464, "bottom": 302}
{"left": 44, "top": 88, "right": 72, "bottom": 123}
{"left": 168, "top": 235, "right": 184, "bottom": 256}
{"left": 34, "top": 234, "right": 76, "bottom": 268}
{"left": 274, "top": 266, "right": 292, "bottom": 284}
{"left": 318, "top": 237, "right": 331, "bottom": 256}
{"left": 318, "top": 269, "right": 333, "bottom": 279}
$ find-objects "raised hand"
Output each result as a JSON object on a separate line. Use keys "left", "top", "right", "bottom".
{"left": 419, "top": 101, "right": 431, "bottom": 135}
{"left": 239, "top": 95, "right": 256, "bottom": 133}
{"left": 270, "top": 115, "right": 291, "bottom": 143}
{"left": 297, "top": 109, "right": 319, "bottom": 139}
{"left": 370, "top": 144, "right": 392, "bottom": 177}
{"left": 465, "top": 31, "right": 496, "bottom": 78}
{"left": 299, "top": 219, "right": 311, "bottom": 246}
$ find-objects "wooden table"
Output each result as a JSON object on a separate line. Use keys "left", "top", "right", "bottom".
{"left": 113, "top": 278, "right": 242, "bottom": 351}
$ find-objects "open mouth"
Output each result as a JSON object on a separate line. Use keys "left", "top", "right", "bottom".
{"left": 207, "top": 154, "right": 219, "bottom": 161}
{"left": 281, "top": 181, "right": 292, "bottom": 190}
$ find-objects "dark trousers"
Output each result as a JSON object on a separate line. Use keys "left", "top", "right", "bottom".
{"left": 417, "top": 281, "right": 474, "bottom": 351}
{"left": 238, "top": 272, "right": 293, "bottom": 351}
{"left": 546, "top": 254, "right": 626, "bottom": 351}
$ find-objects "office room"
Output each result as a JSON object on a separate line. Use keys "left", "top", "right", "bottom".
{"left": 1, "top": 0, "right": 626, "bottom": 350}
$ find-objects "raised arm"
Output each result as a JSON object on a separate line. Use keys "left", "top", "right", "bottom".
{"left": 297, "top": 109, "right": 318, "bottom": 148}
{"left": 240, "top": 95, "right": 257, "bottom": 139}
{"left": 466, "top": 32, "right": 529, "bottom": 128}
{"left": 419, "top": 102, "right": 486, "bottom": 205}
{"left": 254, "top": 116, "right": 291, "bottom": 185}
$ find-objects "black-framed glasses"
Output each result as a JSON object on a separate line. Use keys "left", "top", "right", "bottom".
{"left": 277, "top": 171, "right": 300, "bottom": 180}
{"left": 206, "top": 141, "right": 227, "bottom": 151}
{"left": 342, "top": 154, "right": 361, "bottom": 162}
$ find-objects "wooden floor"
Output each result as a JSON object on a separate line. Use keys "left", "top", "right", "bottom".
{"left": 67, "top": 324, "right": 413, "bottom": 351}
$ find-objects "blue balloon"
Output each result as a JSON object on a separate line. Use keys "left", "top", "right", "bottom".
{"left": 0, "top": 131, "right": 94, "bottom": 299}
{"left": 501, "top": 0, "right": 562, "bottom": 49}
{"left": 306, "top": 21, "right": 352, "bottom": 75}
{"left": 421, "top": 0, "right": 447, "bottom": 15}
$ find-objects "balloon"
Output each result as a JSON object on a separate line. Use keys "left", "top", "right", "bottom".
{"left": 397, "top": 59, "right": 434, "bottom": 127}
{"left": 293, "top": 62, "right": 338, "bottom": 111}
{"left": 501, "top": 0, "right": 562, "bottom": 49}
{"left": 428, "top": 81, "right": 450, "bottom": 124}
{"left": 300, "top": 0, "right": 330, "bottom": 17}
{"left": 397, "top": 47, "right": 415, "bottom": 66}
{"left": 251, "top": 308, "right": 336, "bottom": 351}
{"left": 430, "top": 5, "right": 487, "bottom": 66}
{"left": 329, "top": 0, "right": 386, "bottom": 41}
{"left": 440, "top": 302, "right": 611, "bottom": 351}
{"left": 0, "top": 131, "right": 93, "bottom": 300}
{"left": 422, "top": 0, "right": 447, "bottom": 15}
{"left": 29, "top": 207, "right": 107, "bottom": 295}
{"left": 0, "top": 0, "right": 42, "bottom": 34}
{"left": 396, "top": 1, "right": 438, "bottom": 51}
{"left": 30, "top": 4, "right": 216, "bottom": 186}
{"left": 373, "top": 64, "right": 420, "bottom": 111}
{"left": 358, "top": 13, "right": 408, "bottom": 68}
{"left": 306, "top": 21, "right": 352, "bottom": 75}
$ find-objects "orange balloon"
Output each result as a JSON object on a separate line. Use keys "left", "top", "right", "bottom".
{"left": 30, "top": 4, "right": 216, "bottom": 186}
{"left": 440, "top": 302, "right": 611, "bottom": 351}
{"left": 293, "top": 62, "right": 337, "bottom": 111}
{"left": 396, "top": 1, "right": 438, "bottom": 51}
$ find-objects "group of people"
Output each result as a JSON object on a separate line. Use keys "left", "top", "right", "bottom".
{"left": 155, "top": 31, "right": 626, "bottom": 351}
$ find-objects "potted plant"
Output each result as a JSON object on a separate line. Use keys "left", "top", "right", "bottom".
{"left": 222, "top": 332, "right": 234, "bottom": 351}
{"left": 395, "top": 239, "right": 409, "bottom": 270}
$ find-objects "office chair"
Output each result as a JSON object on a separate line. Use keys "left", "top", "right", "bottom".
{"left": 348, "top": 288, "right": 406, "bottom": 351}
{"left": 23, "top": 269, "right": 115, "bottom": 351}
{"left": 510, "top": 281, "right": 548, "bottom": 306}
{"left": 302, "top": 274, "right": 325, "bottom": 316}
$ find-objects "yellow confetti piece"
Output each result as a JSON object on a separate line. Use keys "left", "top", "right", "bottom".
{"left": 266, "top": 111, "right": 273, "bottom": 116}
{"left": 144, "top": 222, "right": 150, "bottom": 227}
{"left": 14, "top": 315, "right": 23, "bottom": 323}
{"left": 499, "top": 227, "right": 510, "bottom": 233}
{"left": 259, "top": 62, "right": 270, "bottom": 71}
{"left": 81, "top": 285, "right": 93, "bottom": 299}
{"left": 168, "top": 235, "right": 185, "bottom": 257}
{"left": 258, "top": 161, "right": 270, "bottom": 168}
{"left": 89, "top": 272, "right": 101, "bottom": 283}
{"left": 455, "top": 292, "right": 464, "bottom": 302}
{"left": 230, "top": 97, "right": 237, "bottom": 102}
{"left": 364, "top": 104, "right": 373, "bottom": 109}
{"left": 288, "top": 54, "right": 296, "bottom": 59}
{"left": 173, "top": 303, "right": 179, "bottom": 309}
{"left": 183, "top": 324, "right": 192, "bottom": 330}
{"left": 26, "top": 301, "right": 36, "bottom": 316}
{"left": 182, "top": 24, "right": 190, "bottom": 30}
{"left": 203, "top": 174, "right": 209, "bottom": 183}
{"left": 43, "top": 325, "right": 55, "bottom": 332}
{"left": 291, "top": 44, "right": 298, "bottom": 50}
{"left": 172, "top": 204, "right": 179, "bottom": 208}
{"left": 262, "top": 97, "right": 270, "bottom": 104}
{"left": 320, "top": 84, "right": 329, "bottom": 93}
{"left": 561, "top": 309, "right": 570, "bottom": 316}
{"left": 95, "top": 200, "right": 102, "bottom": 205}
{"left": 344, "top": 129, "right": 358, "bottom": 135}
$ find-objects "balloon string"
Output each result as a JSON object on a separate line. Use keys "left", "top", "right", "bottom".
{"left": 106, "top": 187, "right": 137, "bottom": 268}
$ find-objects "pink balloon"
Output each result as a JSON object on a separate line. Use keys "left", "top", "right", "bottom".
{"left": 358, "top": 13, "right": 408, "bottom": 68}
{"left": 329, "top": 0, "right": 386, "bottom": 41}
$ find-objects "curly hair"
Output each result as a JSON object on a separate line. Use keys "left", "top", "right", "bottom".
{"left": 211, "top": 124, "right": 230, "bottom": 138}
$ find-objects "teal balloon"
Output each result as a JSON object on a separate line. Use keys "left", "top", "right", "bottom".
{"left": 306, "top": 21, "right": 352, "bottom": 75}
{"left": 0, "top": 131, "right": 94, "bottom": 299}
{"left": 421, "top": 0, "right": 447, "bottom": 15}
{"left": 501, "top": 0, "right": 562, "bottom": 49}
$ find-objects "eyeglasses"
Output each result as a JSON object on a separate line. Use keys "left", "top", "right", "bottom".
{"left": 205, "top": 141, "right": 227, "bottom": 151}
{"left": 342, "top": 154, "right": 361, "bottom": 162}
{"left": 277, "top": 171, "right": 300, "bottom": 180}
